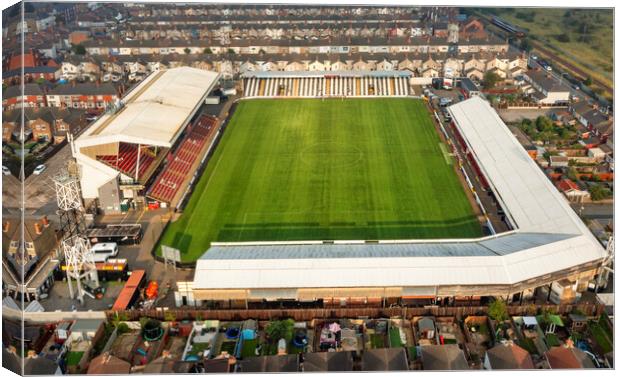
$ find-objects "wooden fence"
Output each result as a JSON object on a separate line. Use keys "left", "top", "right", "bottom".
{"left": 108, "top": 303, "right": 604, "bottom": 322}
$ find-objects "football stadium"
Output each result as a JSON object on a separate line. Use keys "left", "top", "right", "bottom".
{"left": 73, "top": 69, "right": 606, "bottom": 307}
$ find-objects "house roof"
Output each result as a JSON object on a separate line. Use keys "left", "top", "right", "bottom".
{"left": 545, "top": 346, "right": 596, "bottom": 369}
{"left": 24, "top": 356, "right": 59, "bottom": 375}
{"left": 421, "top": 344, "right": 469, "bottom": 370}
{"left": 3, "top": 83, "right": 44, "bottom": 98}
{"left": 361, "top": 348, "right": 409, "bottom": 371}
{"left": 486, "top": 342, "right": 534, "bottom": 369}
{"left": 2, "top": 348, "right": 21, "bottom": 375}
{"left": 71, "top": 318, "right": 104, "bottom": 333}
{"left": 202, "top": 358, "right": 230, "bottom": 373}
{"left": 525, "top": 69, "right": 570, "bottom": 93}
{"left": 48, "top": 82, "right": 117, "bottom": 96}
{"left": 557, "top": 179, "right": 580, "bottom": 193}
{"left": 581, "top": 109, "right": 609, "bottom": 127}
{"left": 238, "top": 354, "right": 299, "bottom": 373}
{"left": 2, "top": 66, "right": 60, "bottom": 79}
{"left": 8, "top": 52, "right": 37, "bottom": 71}
{"left": 87, "top": 353, "right": 132, "bottom": 374}
{"left": 303, "top": 351, "right": 354, "bottom": 372}
{"left": 142, "top": 357, "right": 194, "bottom": 374}
{"left": 2, "top": 215, "right": 59, "bottom": 279}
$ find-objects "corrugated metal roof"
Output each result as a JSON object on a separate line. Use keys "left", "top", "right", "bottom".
{"left": 201, "top": 233, "right": 573, "bottom": 260}
{"left": 76, "top": 67, "right": 220, "bottom": 148}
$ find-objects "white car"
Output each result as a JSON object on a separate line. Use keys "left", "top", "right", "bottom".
{"left": 2, "top": 166, "right": 10, "bottom": 176}
{"left": 90, "top": 242, "right": 119, "bottom": 263}
{"left": 32, "top": 164, "right": 46, "bottom": 175}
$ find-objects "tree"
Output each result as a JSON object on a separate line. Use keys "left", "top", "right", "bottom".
{"left": 184, "top": 47, "right": 191, "bottom": 54}
{"left": 227, "top": 48, "right": 236, "bottom": 55}
{"left": 535, "top": 116, "right": 554, "bottom": 133}
{"left": 567, "top": 166, "right": 578, "bottom": 181}
{"left": 589, "top": 183, "right": 611, "bottom": 201}
{"left": 482, "top": 71, "right": 501, "bottom": 89}
{"left": 520, "top": 37, "right": 533, "bottom": 52}
{"left": 203, "top": 48, "right": 213, "bottom": 54}
{"left": 489, "top": 299, "right": 509, "bottom": 322}
{"left": 265, "top": 319, "right": 295, "bottom": 342}
{"left": 583, "top": 77, "right": 592, "bottom": 86}
{"left": 556, "top": 34, "right": 570, "bottom": 43}
{"left": 72, "top": 44, "right": 86, "bottom": 55}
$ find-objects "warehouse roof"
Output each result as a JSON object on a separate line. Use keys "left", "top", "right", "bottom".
{"left": 75, "top": 67, "right": 219, "bottom": 148}
{"left": 193, "top": 96, "right": 606, "bottom": 292}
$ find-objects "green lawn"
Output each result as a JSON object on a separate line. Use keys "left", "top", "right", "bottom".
{"left": 545, "top": 333, "right": 561, "bottom": 347}
{"left": 240, "top": 339, "right": 258, "bottom": 358}
{"left": 158, "top": 98, "right": 482, "bottom": 262}
{"left": 370, "top": 333, "right": 386, "bottom": 349}
{"left": 66, "top": 351, "right": 84, "bottom": 366}
{"left": 389, "top": 327, "right": 404, "bottom": 347}
{"left": 589, "top": 322, "right": 613, "bottom": 354}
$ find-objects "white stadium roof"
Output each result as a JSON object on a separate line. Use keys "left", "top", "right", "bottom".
{"left": 73, "top": 67, "right": 220, "bottom": 199}
{"left": 193, "top": 96, "right": 606, "bottom": 292}
{"left": 76, "top": 67, "right": 220, "bottom": 148}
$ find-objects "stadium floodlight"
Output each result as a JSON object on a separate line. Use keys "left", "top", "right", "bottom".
{"left": 62, "top": 235, "right": 99, "bottom": 304}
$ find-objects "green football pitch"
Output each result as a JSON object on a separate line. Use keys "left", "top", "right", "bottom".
{"left": 158, "top": 98, "right": 482, "bottom": 262}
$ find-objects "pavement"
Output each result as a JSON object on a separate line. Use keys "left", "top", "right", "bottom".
{"left": 41, "top": 208, "right": 194, "bottom": 311}
{"left": 23, "top": 143, "right": 72, "bottom": 212}
{"left": 498, "top": 108, "right": 555, "bottom": 123}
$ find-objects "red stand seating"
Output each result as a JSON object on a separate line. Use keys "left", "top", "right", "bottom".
{"left": 147, "top": 115, "right": 218, "bottom": 203}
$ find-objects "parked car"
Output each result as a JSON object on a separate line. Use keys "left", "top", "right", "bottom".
{"left": 32, "top": 164, "right": 46, "bottom": 175}
{"left": 90, "top": 242, "right": 119, "bottom": 263}
{"left": 2, "top": 166, "right": 10, "bottom": 176}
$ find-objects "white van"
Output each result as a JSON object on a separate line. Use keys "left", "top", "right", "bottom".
{"left": 90, "top": 242, "right": 119, "bottom": 263}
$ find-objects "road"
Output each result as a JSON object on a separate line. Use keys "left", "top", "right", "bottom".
{"left": 22, "top": 143, "right": 72, "bottom": 213}
{"left": 570, "top": 202, "right": 613, "bottom": 220}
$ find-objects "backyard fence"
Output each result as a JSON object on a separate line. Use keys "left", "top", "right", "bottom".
{"left": 108, "top": 303, "right": 604, "bottom": 323}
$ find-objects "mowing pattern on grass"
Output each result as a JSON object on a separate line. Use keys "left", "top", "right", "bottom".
{"left": 159, "top": 98, "right": 482, "bottom": 262}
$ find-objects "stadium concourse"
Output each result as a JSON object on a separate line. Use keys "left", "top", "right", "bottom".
{"left": 243, "top": 71, "right": 411, "bottom": 97}
{"left": 73, "top": 67, "right": 221, "bottom": 212}
{"left": 188, "top": 96, "right": 607, "bottom": 307}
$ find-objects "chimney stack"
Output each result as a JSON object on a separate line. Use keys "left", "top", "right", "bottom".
{"left": 42, "top": 216, "right": 50, "bottom": 227}
{"left": 34, "top": 222, "right": 42, "bottom": 235}
{"left": 3, "top": 221, "right": 9, "bottom": 233}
